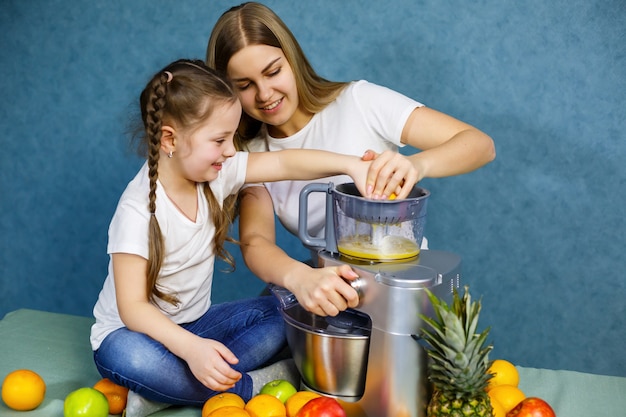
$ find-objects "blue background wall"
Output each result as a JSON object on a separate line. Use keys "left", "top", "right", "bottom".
{"left": 1, "top": 1, "right": 624, "bottom": 377}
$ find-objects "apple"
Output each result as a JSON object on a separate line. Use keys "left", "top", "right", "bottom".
{"left": 296, "top": 396, "right": 347, "bottom": 417}
{"left": 64, "top": 387, "right": 109, "bottom": 417}
{"left": 260, "top": 379, "right": 298, "bottom": 403}
{"left": 506, "top": 397, "right": 555, "bottom": 417}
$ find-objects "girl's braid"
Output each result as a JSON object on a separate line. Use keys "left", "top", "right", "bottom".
{"left": 146, "top": 73, "right": 169, "bottom": 215}
{"left": 144, "top": 72, "right": 171, "bottom": 304}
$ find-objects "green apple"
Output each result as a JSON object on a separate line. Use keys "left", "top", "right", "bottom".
{"left": 64, "top": 387, "right": 109, "bottom": 417}
{"left": 259, "top": 379, "right": 298, "bottom": 403}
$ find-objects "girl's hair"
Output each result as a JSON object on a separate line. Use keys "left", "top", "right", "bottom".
{"left": 206, "top": 1, "right": 348, "bottom": 141}
{"left": 138, "top": 59, "right": 239, "bottom": 306}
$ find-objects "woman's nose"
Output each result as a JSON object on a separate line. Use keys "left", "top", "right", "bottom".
{"left": 256, "top": 81, "right": 272, "bottom": 102}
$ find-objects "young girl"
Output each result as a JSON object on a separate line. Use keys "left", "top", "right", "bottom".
{"left": 89, "top": 59, "right": 392, "bottom": 416}
{"left": 206, "top": 2, "right": 496, "bottom": 317}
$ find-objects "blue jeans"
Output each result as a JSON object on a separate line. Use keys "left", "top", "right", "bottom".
{"left": 93, "top": 296, "right": 286, "bottom": 405}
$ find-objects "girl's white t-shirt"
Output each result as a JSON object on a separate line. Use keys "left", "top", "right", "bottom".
{"left": 90, "top": 152, "right": 248, "bottom": 350}
{"left": 244, "top": 80, "right": 424, "bottom": 239}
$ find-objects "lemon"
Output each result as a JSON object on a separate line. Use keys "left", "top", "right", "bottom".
{"left": 487, "top": 359, "right": 520, "bottom": 390}
{"left": 488, "top": 384, "right": 525, "bottom": 413}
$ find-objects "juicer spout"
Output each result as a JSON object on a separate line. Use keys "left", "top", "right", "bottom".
{"left": 268, "top": 284, "right": 299, "bottom": 310}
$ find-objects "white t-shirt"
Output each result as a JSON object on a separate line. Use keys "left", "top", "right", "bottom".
{"left": 90, "top": 152, "right": 248, "bottom": 350}
{"left": 245, "top": 80, "right": 424, "bottom": 238}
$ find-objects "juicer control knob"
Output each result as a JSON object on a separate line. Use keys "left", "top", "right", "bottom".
{"left": 347, "top": 277, "right": 365, "bottom": 305}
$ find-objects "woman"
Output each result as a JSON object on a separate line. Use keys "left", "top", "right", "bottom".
{"left": 206, "top": 2, "right": 496, "bottom": 317}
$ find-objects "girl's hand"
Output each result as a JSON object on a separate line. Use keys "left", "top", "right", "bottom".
{"left": 362, "top": 149, "right": 421, "bottom": 199}
{"left": 183, "top": 337, "right": 242, "bottom": 391}
{"left": 289, "top": 264, "right": 360, "bottom": 316}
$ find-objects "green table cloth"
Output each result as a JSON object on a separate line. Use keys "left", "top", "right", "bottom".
{"left": 1, "top": 309, "right": 625, "bottom": 416}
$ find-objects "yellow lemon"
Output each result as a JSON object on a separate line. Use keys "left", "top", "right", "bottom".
{"left": 487, "top": 359, "right": 520, "bottom": 390}
{"left": 488, "top": 384, "right": 525, "bottom": 413}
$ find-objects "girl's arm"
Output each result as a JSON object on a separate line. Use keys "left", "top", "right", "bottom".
{"left": 112, "top": 253, "right": 242, "bottom": 390}
{"left": 244, "top": 149, "right": 400, "bottom": 199}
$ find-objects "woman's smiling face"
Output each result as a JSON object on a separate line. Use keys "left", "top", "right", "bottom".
{"left": 226, "top": 44, "right": 307, "bottom": 137}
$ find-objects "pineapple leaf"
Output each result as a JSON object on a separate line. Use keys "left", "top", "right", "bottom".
{"left": 419, "top": 286, "right": 494, "bottom": 395}
{"left": 439, "top": 310, "right": 467, "bottom": 352}
{"left": 420, "top": 316, "right": 447, "bottom": 340}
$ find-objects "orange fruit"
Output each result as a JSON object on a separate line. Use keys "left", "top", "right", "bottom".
{"left": 208, "top": 405, "right": 251, "bottom": 417}
{"left": 245, "top": 393, "right": 286, "bottom": 417}
{"left": 487, "top": 359, "right": 520, "bottom": 390}
{"left": 93, "top": 377, "right": 129, "bottom": 415}
{"left": 488, "top": 384, "right": 525, "bottom": 413}
{"left": 489, "top": 395, "right": 507, "bottom": 417}
{"left": 1, "top": 369, "right": 46, "bottom": 411}
{"left": 285, "top": 391, "right": 321, "bottom": 417}
{"left": 202, "top": 392, "right": 246, "bottom": 417}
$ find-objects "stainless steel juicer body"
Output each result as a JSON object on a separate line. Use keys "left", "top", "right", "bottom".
{"left": 279, "top": 182, "right": 463, "bottom": 416}
{"left": 312, "top": 249, "right": 461, "bottom": 417}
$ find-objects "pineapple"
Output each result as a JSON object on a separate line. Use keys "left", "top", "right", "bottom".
{"left": 419, "top": 286, "right": 494, "bottom": 417}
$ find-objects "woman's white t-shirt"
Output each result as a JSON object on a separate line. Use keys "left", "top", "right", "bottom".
{"left": 245, "top": 80, "right": 424, "bottom": 238}
{"left": 90, "top": 152, "right": 248, "bottom": 350}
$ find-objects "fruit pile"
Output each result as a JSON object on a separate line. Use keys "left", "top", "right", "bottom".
{"left": 203, "top": 379, "right": 346, "bottom": 417}
{"left": 1, "top": 370, "right": 343, "bottom": 417}
{"left": 419, "top": 287, "right": 556, "bottom": 417}
{"left": 1, "top": 370, "right": 127, "bottom": 416}
{"left": 486, "top": 359, "right": 555, "bottom": 417}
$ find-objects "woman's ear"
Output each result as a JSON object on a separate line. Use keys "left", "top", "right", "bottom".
{"left": 160, "top": 126, "right": 176, "bottom": 155}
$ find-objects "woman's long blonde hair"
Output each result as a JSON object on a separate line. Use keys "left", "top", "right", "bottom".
{"left": 206, "top": 2, "right": 349, "bottom": 141}
{"left": 137, "top": 59, "right": 239, "bottom": 305}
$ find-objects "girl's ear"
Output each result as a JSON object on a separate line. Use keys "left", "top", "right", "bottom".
{"left": 160, "top": 126, "right": 176, "bottom": 155}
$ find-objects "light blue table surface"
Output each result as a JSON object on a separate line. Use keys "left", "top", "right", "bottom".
{"left": 1, "top": 309, "right": 624, "bottom": 417}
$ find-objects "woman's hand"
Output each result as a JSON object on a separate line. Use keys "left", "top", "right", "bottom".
{"left": 238, "top": 186, "right": 359, "bottom": 316}
{"left": 182, "top": 337, "right": 242, "bottom": 391}
{"left": 362, "top": 150, "right": 421, "bottom": 199}
{"left": 286, "top": 264, "right": 360, "bottom": 316}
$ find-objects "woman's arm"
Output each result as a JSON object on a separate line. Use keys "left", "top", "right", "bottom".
{"left": 364, "top": 106, "right": 496, "bottom": 198}
{"left": 238, "top": 186, "right": 360, "bottom": 316}
{"left": 402, "top": 106, "right": 495, "bottom": 176}
{"left": 112, "top": 253, "right": 242, "bottom": 390}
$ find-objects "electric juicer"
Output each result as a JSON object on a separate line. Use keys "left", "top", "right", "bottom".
{"left": 271, "top": 182, "right": 462, "bottom": 417}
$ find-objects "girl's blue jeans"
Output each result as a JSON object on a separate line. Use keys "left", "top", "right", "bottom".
{"left": 93, "top": 296, "right": 287, "bottom": 405}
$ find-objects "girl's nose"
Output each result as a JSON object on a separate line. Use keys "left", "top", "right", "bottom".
{"left": 223, "top": 139, "right": 236, "bottom": 158}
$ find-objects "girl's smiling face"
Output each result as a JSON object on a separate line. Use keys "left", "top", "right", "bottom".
{"left": 226, "top": 44, "right": 309, "bottom": 138}
{"left": 173, "top": 99, "right": 241, "bottom": 184}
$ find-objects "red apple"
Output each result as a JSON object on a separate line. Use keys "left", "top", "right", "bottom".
{"left": 506, "top": 397, "right": 555, "bottom": 417}
{"left": 296, "top": 396, "right": 347, "bottom": 417}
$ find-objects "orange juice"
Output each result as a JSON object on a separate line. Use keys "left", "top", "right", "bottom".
{"left": 338, "top": 234, "right": 419, "bottom": 261}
